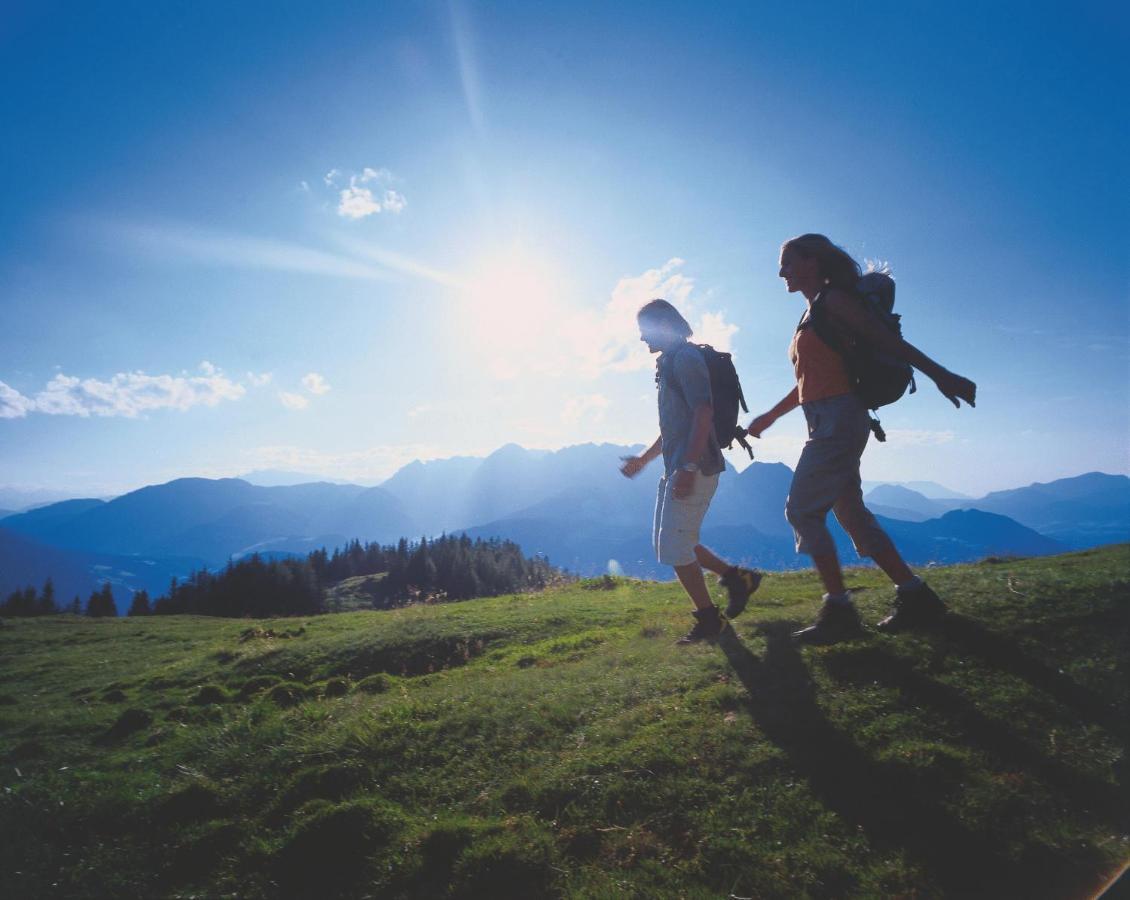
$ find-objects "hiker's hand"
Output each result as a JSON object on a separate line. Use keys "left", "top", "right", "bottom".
{"left": 672, "top": 469, "right": 695, "bottom": 499}
{"left": 935, "top": 371, "right": 977, "bottom": 408}
{"left": 746, "top": 413, "right": 776, "bottom": 438}
{"left": 619, "top": 455, "right": 646, "bottom": 478}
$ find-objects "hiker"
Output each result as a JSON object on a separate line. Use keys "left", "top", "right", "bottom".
{"left": 747, "top": 233, "right": 976, "bottom": 644}
{"left": 619, "top": 299, "right": 762, "bottom": 643}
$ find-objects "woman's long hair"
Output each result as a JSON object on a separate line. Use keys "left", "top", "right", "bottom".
{"left": 781, "top": 233, "right": 861, "bottom": 289}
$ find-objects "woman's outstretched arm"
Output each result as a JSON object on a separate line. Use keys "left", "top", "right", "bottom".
{"left": 823, "top": 289, "right": 977, "bottom": 408}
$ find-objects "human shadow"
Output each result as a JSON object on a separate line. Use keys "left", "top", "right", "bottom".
{"left": 940, "top": 613, "right": 1128, "bottom": 742}
{"left": 716, "top": 623, "right": 1109, "bottom": 899}
{"left": 822, "top": 644, "right": 1129, "bottom": 831}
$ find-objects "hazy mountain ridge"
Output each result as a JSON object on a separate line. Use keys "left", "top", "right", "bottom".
{"left": 1, "top": 446, "right": 1123, "bottom": 605}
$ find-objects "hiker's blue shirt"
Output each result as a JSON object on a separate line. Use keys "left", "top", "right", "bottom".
{"left": 656, "top": 341, "right": 726, "bottom": 477}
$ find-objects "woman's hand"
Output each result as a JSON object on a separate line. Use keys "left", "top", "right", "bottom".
{"left": 746, "top": 412, "right": 777, "bottom": 438}
{"left": 619, "top": 455, "right": 647, "bottom": 478}
{"left": 934, "top": 371, "right": 977, "bottom": 408}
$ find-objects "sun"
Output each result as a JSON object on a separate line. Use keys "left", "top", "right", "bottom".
{"left": 459, "top": 242, "right": 567, "bottom": 353}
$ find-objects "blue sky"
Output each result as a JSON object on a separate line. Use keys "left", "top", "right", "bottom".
{"left": 1, "top": 0, "right": 1127, "bottom": 500}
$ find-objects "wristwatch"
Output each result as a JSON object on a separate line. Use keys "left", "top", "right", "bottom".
{"left": 680, "top": 462, "right": 700, "bottom": 473}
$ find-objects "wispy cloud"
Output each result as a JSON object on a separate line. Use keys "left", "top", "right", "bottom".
{"left": 278, "top": 391, "right": 310, "bottom": 411}
{"left": 562, "top": 393, "right": 610, "bottom": 426}
{"left": 104, "top": 219, "right": 396, "bottom": 282}
{"left": 247, "top": 371, "right": 273, "bottom": 387}
{"left": 246, "top": 442, "right": 447, "bottom": 483}
{"left": 882, "top": 429, "right": 956, "bottom": 447}
{"left": 301, "top": 372, "right": 331, "bottom": 395}
{"left": 97, "top": 216, "right": 453, "bottom": 287}
{"left": 449, "top": 0, "right": 485, "bottom": 135}
{"left": 1, "top": 363, "right": 246, "bottom": 419}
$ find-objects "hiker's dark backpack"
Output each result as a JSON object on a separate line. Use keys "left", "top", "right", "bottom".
{"left": 804, "top": 271, "right": 916, "bottom": 441}
{"left": 667, "top": 344, "right": 755, "bottom": 459}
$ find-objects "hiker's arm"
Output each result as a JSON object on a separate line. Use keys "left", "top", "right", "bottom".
{"left": 824, "top": 291, "right": 977, "bottom": 408}
{"left": 747, "top": 387, "right": 800, "bottom": 437}
{"left": 620, "top": 435, "right": 662, "bottom": 478}
{"left": 673, "top": 403, "right": 714, "bottom": 499}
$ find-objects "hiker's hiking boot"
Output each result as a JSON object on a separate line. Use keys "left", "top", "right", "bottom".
{"left": 676, "top": 605, "right": 728, "bottom": 644}
{"left": 877, "top": 580, "right": 947, "bottom": 633}
{"left": 719, "top": 566, "right": 762, "bottom": 619}
{"left": 791, "top": 599, "right": 864, "bottom": 645}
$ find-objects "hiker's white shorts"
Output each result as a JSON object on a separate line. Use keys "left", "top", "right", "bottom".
{"left": 653, "top": 471, "right": 719, "bottom": 567}
{"left": 785, "top": 392, "right": 895, "bottom": 559}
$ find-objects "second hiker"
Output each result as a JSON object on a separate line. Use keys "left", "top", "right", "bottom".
{"left": 620, "top": 298, "right": 762, "bottom": 644}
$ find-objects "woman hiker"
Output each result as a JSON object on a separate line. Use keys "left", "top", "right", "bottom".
{"left": 747, "top": 233, "right": 977, "bottom": 645}
{"left": 619, "top": 299, "right": 762, "bottom": 644}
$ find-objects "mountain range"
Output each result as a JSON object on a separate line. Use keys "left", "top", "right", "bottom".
{"left": 1, "top": 443, "right": 1125, "bottom": 612}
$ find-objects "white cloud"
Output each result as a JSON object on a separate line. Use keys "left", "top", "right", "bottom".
{"left": 338, "top": 185, "right": 382, "bottom": 220}
{"left": 694, "top": 311, "right": 738, "bottom": 352}
{"left": 562, "top": 394, "right": 610, "bottom": 426}
{"left": 301, "top": 372, "right": 331, "bottom": 395}
{"left": 335, "top": 169, "right": 407, "bottom": 219}
{"left": 325, "top": 167, "right": 407, "bottom": 220}
{"left": 247, "top": 371, "right": 273, "bottom": 387}
{"left": 199, "top": 360, "right": 217, "bottom": 376}
{"left": 30, "top": 369, "right": 245, "bottom": 418}
{"left": 278, "top": 391, "right": 310, "bottom": 411}
{"left": 582, "top": 258, "right": 739, "bottom": 377}
{"left": 454, "top": 256, "right": 739, "bottom": 385}
{"left": 0, "top": 381, "right": 34, "bottom": 419}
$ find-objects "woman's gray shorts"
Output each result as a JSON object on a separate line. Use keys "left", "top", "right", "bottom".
{"left": 653, "top": 471, "right": 719, "bottom": 566}
{"left": 785, "top": 393, "right": 895, "bottom": 559}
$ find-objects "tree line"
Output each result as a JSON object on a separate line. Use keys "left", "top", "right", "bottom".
{"left": 0, "top": 579, "right": 152, "bottom": 618}
{"left": 2, "top": 534, "right": 564, "bottom": 619}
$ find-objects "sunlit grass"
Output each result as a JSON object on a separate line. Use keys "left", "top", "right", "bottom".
{"left": 1, "top": 546, "right": 1127, "bottom": 897}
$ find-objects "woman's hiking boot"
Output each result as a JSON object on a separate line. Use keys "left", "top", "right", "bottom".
{"left": 791, "top": 599, "right": 864, "bottom": 645}
{"left": 676, "top": 605, "right": 727, "bottom": 644}
{"left": 877, "top": 581, "right": 947, "bottom": 633}
{"left": 719, "top": 566, "right": 762, "bottom": 618}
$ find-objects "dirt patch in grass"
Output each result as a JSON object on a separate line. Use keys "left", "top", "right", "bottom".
{"left": 273, "top": 799, "right": 406, "bottom": 898}
{"left": 99, "top": 708, "right": 152, "bottom": 742}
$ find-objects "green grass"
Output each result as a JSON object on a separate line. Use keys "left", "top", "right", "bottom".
{"left": 1, "top": 547, "right": 1127, "bottom": 898}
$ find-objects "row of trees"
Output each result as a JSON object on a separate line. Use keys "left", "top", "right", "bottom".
{"left": 152, "top": 534, "right": 562, "bottom": 617}
{"left": 0, "top": 580, "right": 152, "bottom": 618}
{"left": 3, "top": 534, "right": 564, "bottom": 620}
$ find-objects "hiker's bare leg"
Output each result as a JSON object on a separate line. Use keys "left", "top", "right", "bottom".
{"left": 674, "top": 562, "right": 715, "bottom": 611}
{"left": 869, "top": 543, "right": 915, "bottom": 586}
{"left": 811, "top": 551, "right": 846, "bottom": 596}
{"left": 693, "top": 544, "right": 732, "bottom": 576}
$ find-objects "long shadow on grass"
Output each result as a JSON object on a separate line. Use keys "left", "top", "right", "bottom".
{"left": 939, "top": 614, "right": 1128, "bottom": 741}
{"left": 716, "top": 623, "right": 1106, "bottom": 899}
{"left": 822, "top": 645, "right": 1129, "bottom": 832}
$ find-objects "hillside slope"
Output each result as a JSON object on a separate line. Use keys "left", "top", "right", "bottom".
{"left": 1, "top": 546, "right": 1127, "bottom": 898}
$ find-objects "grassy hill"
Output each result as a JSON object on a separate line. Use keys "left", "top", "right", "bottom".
{"left": 1, "top": 546, "right": 1127, "bottom": 898}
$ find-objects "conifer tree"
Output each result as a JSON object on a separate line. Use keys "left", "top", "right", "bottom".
{"left": 128, "top": 589, "right": 151, "bottom": 616}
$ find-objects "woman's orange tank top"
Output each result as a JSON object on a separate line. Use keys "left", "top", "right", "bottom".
{"left": 789, "top": 316, "right": 853, "bottom": 404}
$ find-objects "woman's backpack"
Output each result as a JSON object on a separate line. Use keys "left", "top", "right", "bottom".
{"left": 806, "top": 272, "right": 916, "bottom": 440}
